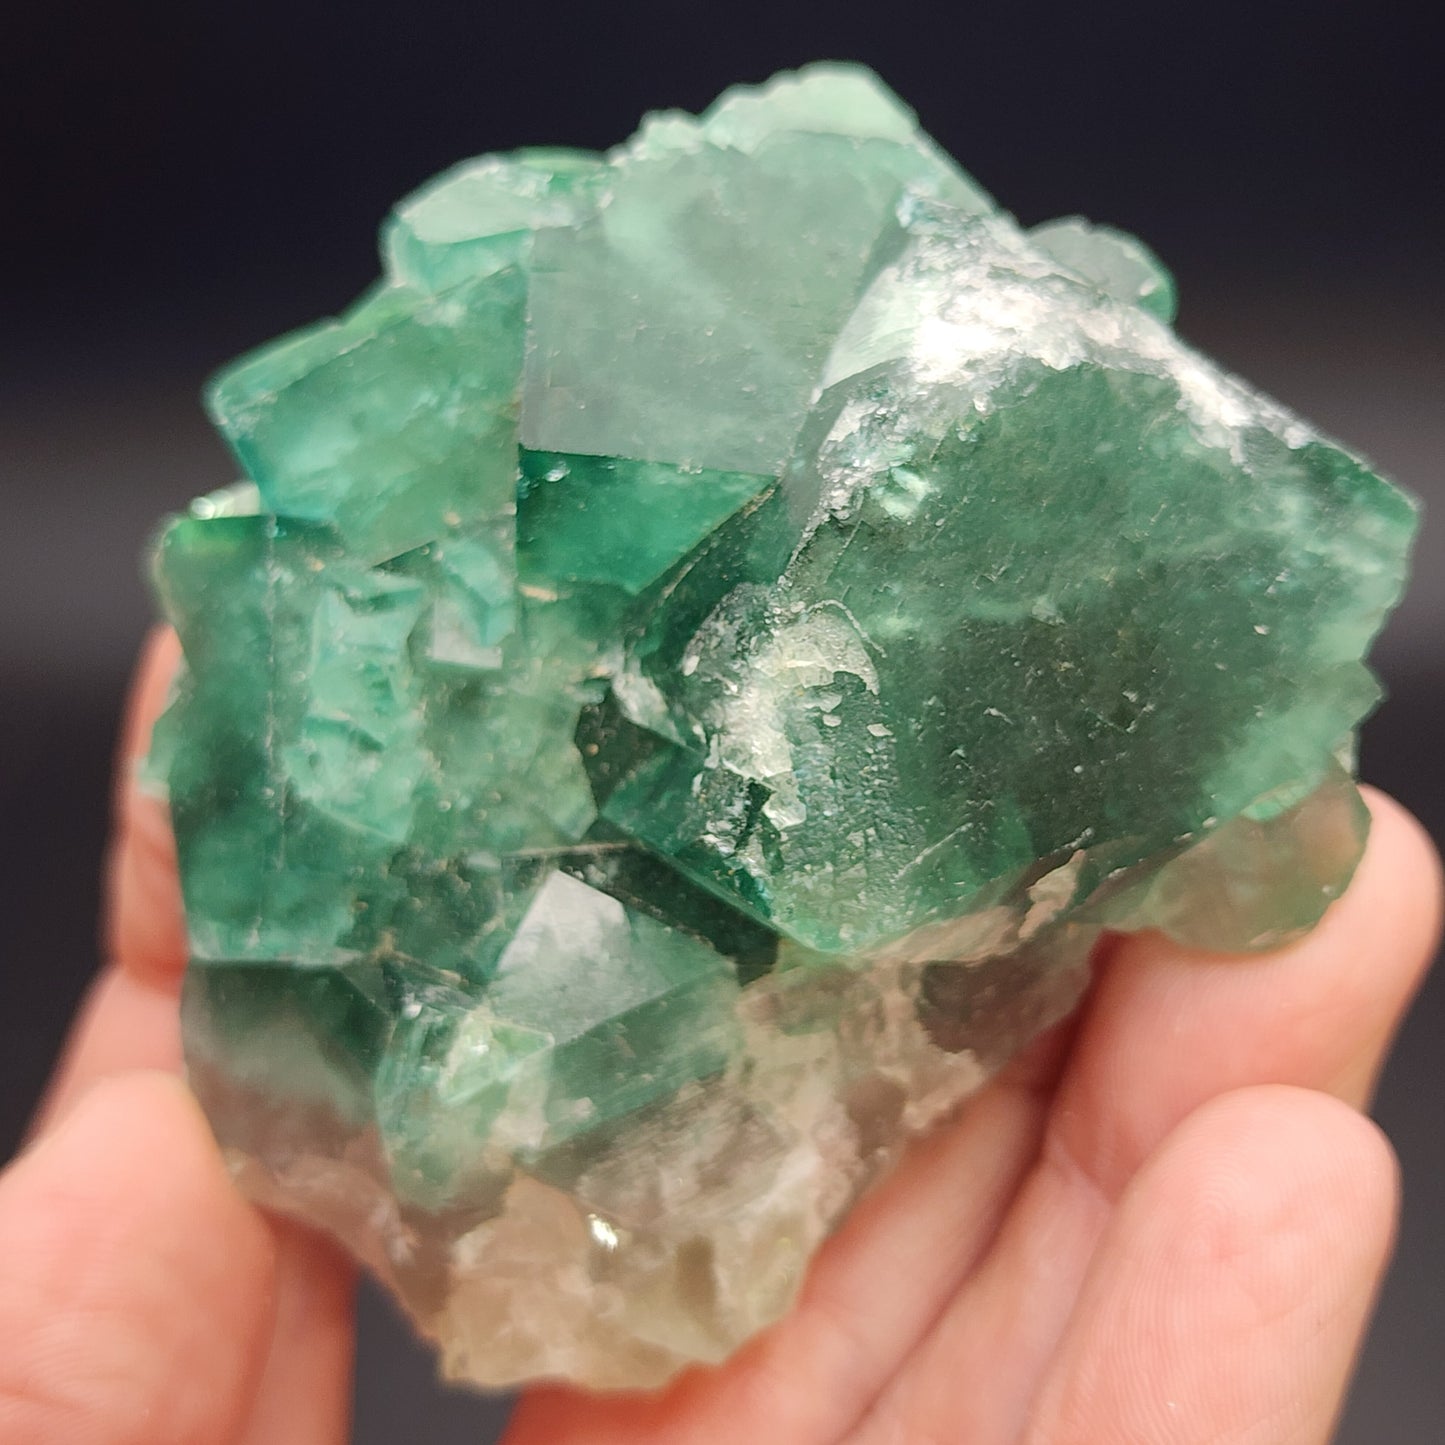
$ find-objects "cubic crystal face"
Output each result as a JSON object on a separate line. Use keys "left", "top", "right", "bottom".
{"left": 148, "top": 63, "right": 1416, "bottom": 1390}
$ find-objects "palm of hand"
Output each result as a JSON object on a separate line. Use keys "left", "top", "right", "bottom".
{"left": 2, "top": 629, "right": 1438, "bottom": 1445}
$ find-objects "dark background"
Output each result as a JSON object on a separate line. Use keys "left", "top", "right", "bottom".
{"left": 3, "top": 3, "right": 1441, "bottom": 1439}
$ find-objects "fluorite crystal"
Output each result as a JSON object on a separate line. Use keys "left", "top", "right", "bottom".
{"left": 148, "top": 63, "right": 1416, "bottom": 1390}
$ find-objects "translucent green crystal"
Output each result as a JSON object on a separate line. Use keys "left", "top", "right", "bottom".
{"left": 521, "top": 66, "right": 990, "bottom": 476}
{"left": 150, "top": 62, "right": 1416, "bottom": 1391}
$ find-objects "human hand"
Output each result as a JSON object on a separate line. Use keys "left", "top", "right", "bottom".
{"left": 1, "top": 628, "right": 1439, "bottom": 1445}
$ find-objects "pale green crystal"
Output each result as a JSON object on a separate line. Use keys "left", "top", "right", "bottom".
{"left": 149, "top": 63, "right": 1416, "bottom": 1392}
{"left": 384, "top": 148, "right": 609, "bottom": 292}
{"left": 521, "top": 66, "right": 990, "bottom": 476}
{"left": 1028, "top": 215, "right": 1178, "bottom": 321}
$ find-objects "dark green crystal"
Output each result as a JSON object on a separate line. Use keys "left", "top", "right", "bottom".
{"left": 149, "top": 63, "right": 1416, "bottom": 1390}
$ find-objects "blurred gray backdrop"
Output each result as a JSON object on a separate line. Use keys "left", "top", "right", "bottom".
{"left": 3, "top": 3, "right": 1441, "bottom": 1440}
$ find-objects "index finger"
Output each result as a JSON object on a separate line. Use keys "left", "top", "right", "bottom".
{"left": 32, "top": 627, "right": 187, "bottom": 1132}
{"left": 1052, "top": 785, "right": 1442, "bottom": 1202}
{"left": 107, "top": 625, "right": 187, "bottom": 990}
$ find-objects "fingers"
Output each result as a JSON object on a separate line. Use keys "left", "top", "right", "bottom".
{"left": 29, "top": 974, "right": 359, "bottom": 1445}
{"left": 821, "top": 789, "right": 1437, "bottom": 1445}
{"left": 28, "top": 967, "right": 182, "bottom": 1137}
{"left": 107, "top": 626, "right": 187, "bottom": 990}
{"left": 234, "top": 1222, "right": 356, "bottom": 1445}
{"left": 31, "top": 627, "right": 186, "bottom": 1142}
{"left": 1053, "top": 787, "right": 1441, "bottom": 1201}
{"left": 33, "top": 622, "right": 189, "bottom": 1124}
{"left": 1022, "top": 1087, "right": 1398, "bottom": 1445}
{"left": 843, "top": 1098, "right": 1115, "bottom": 1445}
{"left": 116, "top": 626, "right": 182, "bottom": 772}
{"left": 0, "top": 1073, "right": 276, "bottom": 1445}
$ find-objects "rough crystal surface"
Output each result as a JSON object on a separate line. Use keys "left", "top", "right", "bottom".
{"left": 147, "top": 63, "right": 1416, "bottom": 1390}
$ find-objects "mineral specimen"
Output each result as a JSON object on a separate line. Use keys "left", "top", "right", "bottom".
{"left": 147, "top": 63, "right": 1416, "bottom": 1390}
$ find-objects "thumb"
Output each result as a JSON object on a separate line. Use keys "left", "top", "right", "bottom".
{"left": 0, "top": 1072, "right": 275, "bottom": 1445}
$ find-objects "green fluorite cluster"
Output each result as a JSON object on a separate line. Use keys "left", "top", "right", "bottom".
{"left": 149, "top": 64, "right": 1415, "bottom": 1389}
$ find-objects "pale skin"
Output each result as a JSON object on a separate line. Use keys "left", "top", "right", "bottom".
{"left": 1, "top": 627, "right": 1440, "bottom": 1445}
